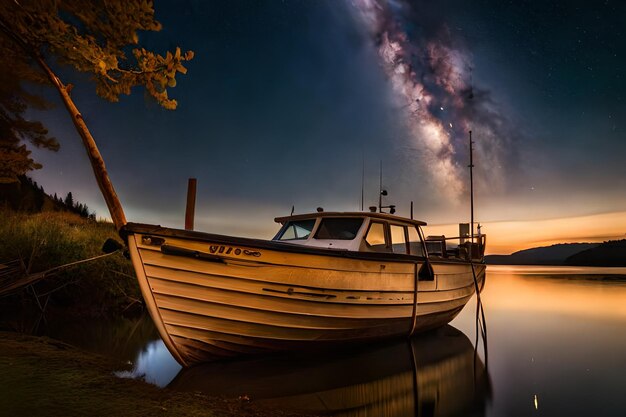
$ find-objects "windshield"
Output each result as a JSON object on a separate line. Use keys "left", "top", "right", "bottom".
{"left": 314, "top": 218, "right": 363, "bottom": 240}
{"left": 277, "top": 219, "right": 316, "bottom": 240}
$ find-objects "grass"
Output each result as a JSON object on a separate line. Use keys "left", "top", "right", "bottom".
{"left": 0, "top": 210, "right": 314, "bottom": 416}
{"left": 0, "top": 331, "right": 311, "bottom": 417}
{"left": 0, "top": 209, "right": 312, "bottom": 417}
{"left": 0, "top": 208, "right": 141, "bottom": 317}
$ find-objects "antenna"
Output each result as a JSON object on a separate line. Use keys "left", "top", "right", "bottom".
{"left": 360, "top": 154, "right": 365, "bottom": 211}
{"left": 410, "top": 201, "right": 414, "bottom": 220}
{"left": 469, "top": 130, "right": 474, "bottom": 244}
{"left": 290, "top": 205, "right": 295, "bottom": 216}
{"left": 378, "top": 161, "right": 395, "bottom": 214}
{"left": 378, "top": 160, "right": 383, "bottom": 213}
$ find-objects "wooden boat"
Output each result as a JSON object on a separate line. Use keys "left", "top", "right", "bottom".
{"left": 121, "top": 210, "right": 486, "bottom": 366}
{"left": 169, "top": 325, "right": 490, "bottom": 416}
{"left": 29, "top": 36, "right": 487, "bottom": 367}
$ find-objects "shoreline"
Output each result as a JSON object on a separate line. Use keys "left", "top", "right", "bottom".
{"left": 0, "top": 331, "right": 314, "bottom": 417}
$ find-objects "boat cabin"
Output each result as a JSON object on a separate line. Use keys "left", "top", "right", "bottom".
{"left": 273, "top": 212, "right": 486, "bottom": 261}
{"left": 273, "top": 212, "right": 427, "bottom": 256}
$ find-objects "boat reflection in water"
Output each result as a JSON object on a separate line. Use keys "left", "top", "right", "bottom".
{"left": 170, "top": 325, "right": 490, "bottom": 416}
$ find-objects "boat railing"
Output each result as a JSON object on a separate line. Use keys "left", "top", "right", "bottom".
{"left": 425, "top": 234, "right": 486, "bottom": 261}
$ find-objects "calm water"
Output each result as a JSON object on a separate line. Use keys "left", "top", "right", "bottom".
{"left": 453, "top": 265, "right": 626, "bottom": 417}
{"left": 3, "top": 265, "right": 626, "bottom": 416}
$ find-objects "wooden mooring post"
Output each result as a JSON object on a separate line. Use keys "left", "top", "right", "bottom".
{"left": 185, "top": 178, "right": 197, "bottom": 231}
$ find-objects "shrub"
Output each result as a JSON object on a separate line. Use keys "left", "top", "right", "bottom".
{"left": 0, "top": 209, "right": 140, "bottom": 317}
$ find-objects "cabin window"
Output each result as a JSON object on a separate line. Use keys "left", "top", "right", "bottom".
{"left": 365, "top": 221, "right": 389, "bottom": 252}
{"left": 390, "top": 225, "right": 408, "bottom": 254}
{"left": 408, "top": 227, "right": 424, "bottom": 256}
{"left": 278, "top": 219, "right": 316, "bottom": 240}
{"left": 314, "top": 218, "right": 363, "bottom": 240}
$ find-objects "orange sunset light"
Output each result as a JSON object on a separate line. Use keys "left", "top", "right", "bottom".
{"left": 426, "top": 211, "right": 626, "bottom": 255}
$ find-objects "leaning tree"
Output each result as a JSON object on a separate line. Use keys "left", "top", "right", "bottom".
{"left": 0, "top": 0, "right": 193, "bottom": 229}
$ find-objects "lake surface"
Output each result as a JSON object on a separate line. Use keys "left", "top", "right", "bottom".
{"left": 3, "top": 265, "right": 626, "bottom": 416}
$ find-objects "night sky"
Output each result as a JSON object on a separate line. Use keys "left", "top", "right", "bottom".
{"left": 28, "top": 0, "right": 626, "bottom": 253}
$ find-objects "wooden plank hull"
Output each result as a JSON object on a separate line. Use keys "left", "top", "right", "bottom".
{"left": 127, "top": 229, "right": 486, "bottom": 366}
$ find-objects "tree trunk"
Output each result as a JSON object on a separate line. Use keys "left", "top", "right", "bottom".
{"left": 0, "top": 17, "right": 125, "bottom": 229}
{"left": 35, "top": 57, "right": 127, "bottom": 231}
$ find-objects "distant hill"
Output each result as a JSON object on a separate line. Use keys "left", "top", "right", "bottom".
{"left": 565, "top": 240, "right": 626, "bottom": 267}
{"left": 485, "top": 243, "right": 599, "bottom": 265}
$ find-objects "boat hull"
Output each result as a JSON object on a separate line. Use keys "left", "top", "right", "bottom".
{"left": 125, "top": 225, "right": 486, "bottom": 366}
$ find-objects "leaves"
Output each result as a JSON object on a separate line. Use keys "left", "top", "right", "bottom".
{"left": 121, "top": 46, "right": 193, "bottom": 108}
{"left": 0, "top": 0, "right": 193, "bottom": 181}
{"left": 0, "top": 0, "right": 194, "bottom": 107}
{"left": 0, "top": 34, "right": 59, "bottom": 183}
{"left": 0, "top": 143, "right": 43, "bottom": 183}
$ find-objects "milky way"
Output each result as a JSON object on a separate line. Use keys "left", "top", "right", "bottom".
{"left": 351, "top": 0, "right": 516, "bottom": 202}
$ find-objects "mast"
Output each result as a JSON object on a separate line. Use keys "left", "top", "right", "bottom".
{"left": 469, "top": 130, "right": 475, "bottom": 243}
{"left": 467, "top": 66, "right": 476, "bottom": 246}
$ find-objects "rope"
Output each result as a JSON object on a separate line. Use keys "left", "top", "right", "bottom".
{"left": 0, "top": 250, "right": 119, "bottom": 297}
{"left": 408, "top": 261, "right": 419, "bottom": 336}
{"left": 470, "top": 261, "right": 488, "bottom": 369}
{"left": 38, "top": 251, "right": 119, "bottom": 276}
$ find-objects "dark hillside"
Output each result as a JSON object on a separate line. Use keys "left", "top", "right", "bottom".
{"left": 566, "top": 240, "right": 626, "bottom": 267}
{"left": 0, "top": 176, "right": 93, "bottom": 218}
{"left": 485, "top": 243, "right": 598, "bottom": 265}
{"left": 0, "top": 176, "right": 58, "bottom": 212}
